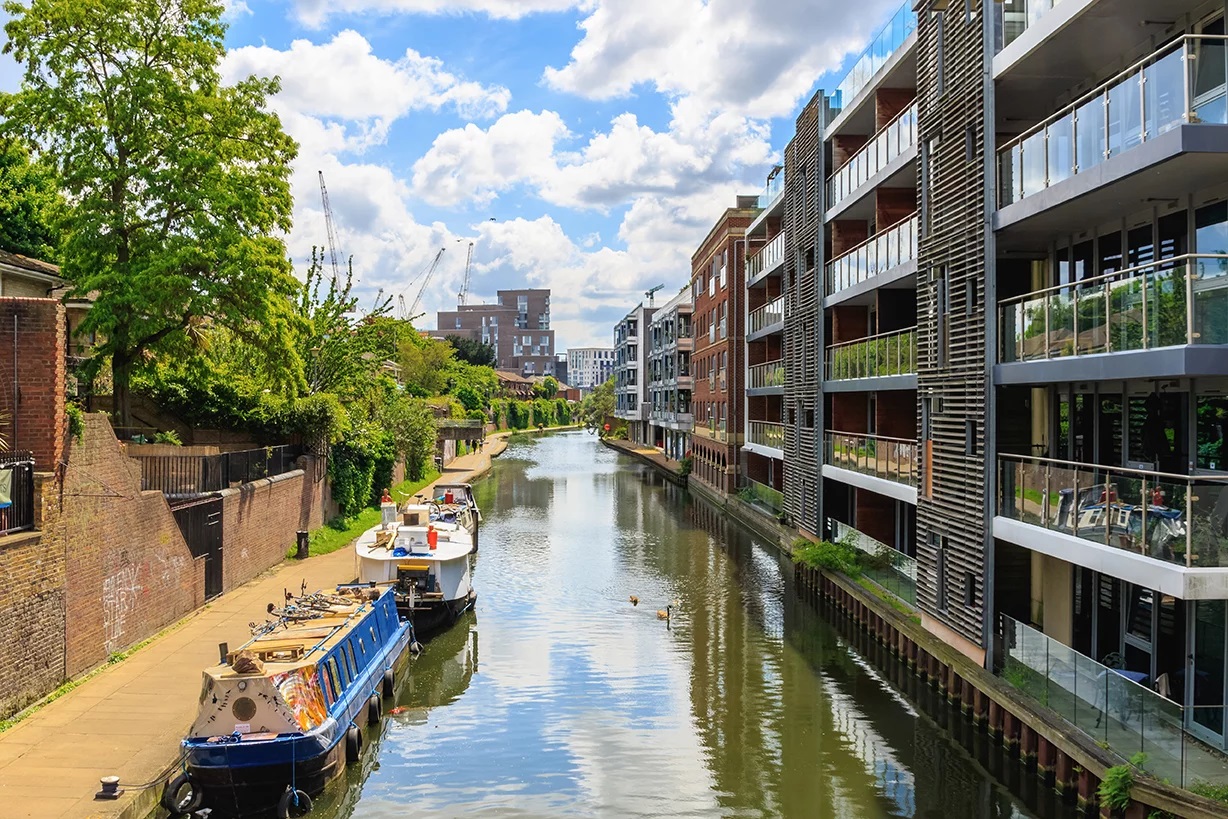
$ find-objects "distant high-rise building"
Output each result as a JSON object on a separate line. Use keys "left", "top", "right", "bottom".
{"left": 567, "top": 347, "right": 616, "bottom": 393}
{"left": 436, "top": 289, "right": 557, "bottom": 376}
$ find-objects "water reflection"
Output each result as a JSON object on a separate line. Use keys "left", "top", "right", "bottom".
{"left": 317, "top": 432, "right": 1067, "bottom": 818}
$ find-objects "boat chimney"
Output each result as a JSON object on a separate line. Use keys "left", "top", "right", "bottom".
{"left": 218, "top": 642, "right": 229, "bottom": 664}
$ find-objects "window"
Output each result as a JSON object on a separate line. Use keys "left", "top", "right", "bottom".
{"left": 935, "top": 10, "right": 945, "bottom": 96}
{"left": 346, "top": 642, "right": 359, "bottom": 677}
{"left": 934, "top": 533, "right": 948, "bottom": 612}
{"left": 965, "top": 278, "right": 975, "bottom": 316}
{"left": 935, "top": 267, "right": 949, "bottom": 367}
{"left": 963, "top": 572, "right": 976, "bottom": 607}
{"left": 719, "top": 302, "right": 727, "bottom": 338}
{"left": 455, "top": 317, "right": 462, "bottom": 329}
{"left": 805, "top": 409, "right": 815, "bottom": 428}
{"left": 965, "top": 126, "right": 975, "bottom": 162}
{"left": 966, "top": 419, "right": 977, "bottom": 455}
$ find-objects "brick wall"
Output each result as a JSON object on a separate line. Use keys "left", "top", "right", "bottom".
{"left": 875, "top": 187, "right": 916, "bottom": 228}
{"left": 831, "top": 220, "right": 869, "bottom": 258}
{"left": 831, "top": 393, "right": 869, "bottom": 433}
{"left": 855, "top": 489, "right": 895, "bottom": 545}
{"left": 0, "top": 529, "right": 66, "bottom": 717}
{"left": 831, "top": 305, "right": 869, "bottom": 345}
{"left": 875, "top": 88, "right": 915, "bottom": 129}
{"left": 832, "top": 135, "right": 868, "bottom": 170}
{"left": 876, "top": 389, "right": 918, "bottom": 440}
{"left": 0, "top": 297, "right": 66, "bottom": 469}
{"left": 46, "top": 414, "right": 204, "bottom": 676}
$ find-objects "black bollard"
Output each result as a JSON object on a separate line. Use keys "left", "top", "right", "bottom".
{"left": 296, "top": 530, "right": 309, "bottom": 559}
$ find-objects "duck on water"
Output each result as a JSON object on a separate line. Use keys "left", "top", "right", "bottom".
{"left": 166, "top": 586, "right": 414, "bottom": 819}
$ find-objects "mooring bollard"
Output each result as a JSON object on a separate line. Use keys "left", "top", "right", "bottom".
{"left": 296, "top": 530, "right": 309, "bottom": 559}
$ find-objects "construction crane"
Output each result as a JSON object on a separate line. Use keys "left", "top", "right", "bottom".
{"left": 457, "top": 241, "right": 475, "bottom": 306}
{"left": 317, "top": 171, "right": 341, "bottom": 279}
{"left": 645, "top": 283, "right": 665, "bottom": 305}
{"left": 406, "top": 247, "right": 446, "bottom": 320}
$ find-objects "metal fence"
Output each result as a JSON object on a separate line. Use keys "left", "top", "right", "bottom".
{"left": 132, "top": 445, "right": 304, "bottom": 496}
{"left": 0, "top": 451, "right": 35, "bottom": 536}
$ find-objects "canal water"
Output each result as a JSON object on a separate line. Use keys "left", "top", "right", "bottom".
{"left": 314, "top": 431, "right": 1078, "bottom": 818}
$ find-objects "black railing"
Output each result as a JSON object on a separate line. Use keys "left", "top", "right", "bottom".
{"left": 131, "top": 445, "right": 304, "bottom": 496}
{"left": 0, "top": 451, "right": 35, "bottom": 536}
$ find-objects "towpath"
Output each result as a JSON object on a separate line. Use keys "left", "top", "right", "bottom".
{"left": 0, "top": 435, "right": 508, "bottom": 819}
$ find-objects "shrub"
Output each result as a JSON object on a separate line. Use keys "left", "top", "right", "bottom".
{"left": 152, "top": 429, "right": 182, "bottom": 445}
{"left": 792, "top": 538, "right": 862, "bottom": 578}
{"left": 65, "top": 403, "right": 85, "bottom": 443}
{"left": 678, "top": 455, "right": 693, "bottom": 476}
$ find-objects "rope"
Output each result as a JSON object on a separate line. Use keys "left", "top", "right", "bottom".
{"left": 291, "top": 735, "right": 298, "bottom": 805}
{"left": 108, "top": 748, "right": 191, "bottom": 790}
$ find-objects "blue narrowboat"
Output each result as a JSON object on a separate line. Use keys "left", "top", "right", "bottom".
{"left": 165, "top": 587, "right": 414, "bottom": 818}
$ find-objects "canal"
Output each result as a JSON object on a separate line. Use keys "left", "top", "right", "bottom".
{"left": 313, "top": 431, "right": 1078, "bottom": 818}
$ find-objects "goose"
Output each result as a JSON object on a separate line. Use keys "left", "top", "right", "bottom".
{"left": 656, "top": 605, "right": 672, "bottom": 620}
{"left": 629, "top": 595, "right": 639, "bottom": 606}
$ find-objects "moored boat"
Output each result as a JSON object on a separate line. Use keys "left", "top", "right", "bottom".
{"left": 354, "top": 501, "right": 476, "bottom": 636}
{"left": 432, "top": 482, "right": 481, "bottom": 549}
{"left": 167, "top": 587, "right": 413, "bottom": 818}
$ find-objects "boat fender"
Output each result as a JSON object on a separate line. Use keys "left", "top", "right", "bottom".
{"left": 345, "top": 725, "right": 363, "bottom": 763}
{"left": 161, "top": 772, "right": 203, "bottom": 816}
{"left": 367, "top": 693, "right": 382, "bottom": 726}
{"left": 381, "top": 668, "right": 395, "bottom": 698}
{"left": 410, "top": 640, "right": 423, "bottom": 655}
{"left": 277, "top": 785, "right": 313, "bottom": 818}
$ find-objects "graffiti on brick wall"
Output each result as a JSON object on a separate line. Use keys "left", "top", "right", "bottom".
{"left": 154, "top": 552, "right": 188, "bottom": 586}
{"left": 102, "top": 564, "right": 141, "bottom": 651}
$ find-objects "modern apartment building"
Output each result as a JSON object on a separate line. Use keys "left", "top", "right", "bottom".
{"left": 690, "top": 196, "right": 759, "bottom": 498}
{"left": 758, "top": 0, "right": 1228, "bottom": 761}
{"left": 567, "top": 347, "right": 616, "bottom": 392}
{"left": 613, "top": 303, "right": 656, "bottom": 444}
{"left": 646, "top": 289, "right": 693, "bottom": 461}
{"left": 436, "top": 289, "right": 557, "bottom": 376}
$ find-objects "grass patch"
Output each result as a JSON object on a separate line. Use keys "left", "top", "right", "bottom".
{"left": 1189, "top": 780, "right": 1228, "bottom": 804}
{"left": 292, "top": 470, "right": 440, "bottom": 559}
{"left": 855, "top": 576, "right": 915, "bottom": 618}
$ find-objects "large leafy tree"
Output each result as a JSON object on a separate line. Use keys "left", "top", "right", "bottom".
{"left": 0, "top": 141, "right": 62, "bottom": 259}
{"left": 1, "top": 0, "right": 300, "bottom": 424}
{"left": 444, "top": 334, "right": 495, "bottom": 367}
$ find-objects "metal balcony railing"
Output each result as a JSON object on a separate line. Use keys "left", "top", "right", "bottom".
{"left": 758, "top": 170, "right": 784, "bottom": 209}
{"left": 826, "top": 327, "right": 917, "bottom": 380}
{"left": 824, "top": 431, "right": 917, "bottom": 485}
{"left": 827, "top": 102, "right": 917, "bottom": 208}
{"left": 998, "top": 453, "right": 1228, "bottom": 569}
{"left": 999, "top": 36, "right": 1228, "bottom": 205}
{"left": 825, "top": 213, "right": 918, "bottom": 296}
{"left": 0, "top": 451, "right": 35, "bottom": 536}
{"left": 748, "top": 421, "right": 785, "bottom": 450}
{"left": 833, "top": 2, "right": 917, "bottom": 110}
{"left": 747, "top": 232, "right": 786, "bottom": 281}
{"left": 748, "top": 359, "right": 785, "bottom": 390}
{"left": 998, "top": 254, "right": 1228, "bottom": 363}
{"left": 749, "top": 296, "right": 785, "bottom": 335}
{"left": 995, "top": 0, "right": 1061, "bottom": 51}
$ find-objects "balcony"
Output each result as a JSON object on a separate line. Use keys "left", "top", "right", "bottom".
{"left": 997, "top": 36, "right": 1228, "bottom": 233}
{"left": 747, "top": 232, "right": 786, "bottom": 286}
{"left": 997, "top": 254, "right": 1228, "bottom": 382}
{"left": 695, "top": 422, "right": 730, "bottom": 443}
{"left": 825, "top": 328, "right": 916, "bottom": 387}
{"left": 0, "top": 452, "right": 35, "bottom": 536}
{"left": 758, "top": 169, "right": 784, "bottom": 210}
{"left": 825, "top": 213, "right": 918, "bottom": 303}
{"left": 831, "top": 2, "right": 917, "bottom": 118}
{"left": 828, "top": 518, "right": 916, "bottom": 607}
{"left": 827, "top": 103, "right": 917, "bottom": 215}
{"left": 747, "top": 421, "right": 784, "bottom": 453}
{"left": 748, "top": 296, "right": 785, "bottom": 339}
{"left": 998, "top": 454, "right": 1228, "bottom": 572}
{"left": 748, "top": 359, "right": 785, "bottom": 393}
{"left": 824, "top": 431, "right": 917, "bottom": 497}
{"left": 654, "top": 410, "right": 693, "bottom": 428}
{"left": 742, "top": 479, "right": 784, "bottom": 514}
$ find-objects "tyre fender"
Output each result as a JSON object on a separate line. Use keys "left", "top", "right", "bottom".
{"left": 367, "top": 693, "right": 382, "bottom": 726}
{"left": 161, "top": 771, "right": 203, "bottom": 816}
{"left": 345, "top": 724, "right": 363, "bottom": 763}
{"left": 277, "top": 785, "right": 313, "bottom": 818}
{"left": 381, "top": 668, "right": 395, "bottom": 698}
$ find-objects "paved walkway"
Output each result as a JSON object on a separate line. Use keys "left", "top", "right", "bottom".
{"left": 0, "top": 437, "right": 508, "bottom": 819}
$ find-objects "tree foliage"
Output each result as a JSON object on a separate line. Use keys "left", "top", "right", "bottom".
{"left": 399, "top": 333, "right": 455, "bottom": 397}
{"left": 534, "top": 376, "right": 559, "bottom": 400}
{"left": 0, "top": 140, "right": 62, "bottom": 259}
{"left": 445, "top": 334, "right": 495, "bottom": 367}
{"left": 1, "top": 0, "right": 300, "bottom": 424}
{"left": 577, "top": 377, "right": 615, "bottom": 430}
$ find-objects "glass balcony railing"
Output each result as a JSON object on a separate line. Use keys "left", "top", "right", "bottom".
{"left": 743, "top": 479, "right": 784, "bottom": 513}
{"left": 998, "top": 454, "right": 1228, "bottom": 569}
{"left": 748, "top": 421, "right": 785, "bottom": 450}
{"left": 758, "top": 169, "right": 784, "bottom": 209}
{"left": 998, "top": 254, "right": 1228, "bottom": 363}
{"left": 826, "top": 213, "right": 918, "bottom": 297}
{"left": 996, "top": 614, "right": 1227, "bottom": 789}
{"left": 828, "top": 518, "right": 916, "bottom": 606}
{"left": 749, "top": 295, "right": 785, "bottom": 335}
{"left": 994, "top": 0, "right": 1063, "bottom": 51}
{"left": 747, "top": 232, "right": 786, "bottom": 281}
{"left": 748, "top": 359, "right": 785, "bottom": 390}
{"left": 827, "top": 103, "right": 917, "bottom": 208}
{"left": 998, "top": 36, "right": 1228, "bottom": 206}
{"left": 826, "top": 327, "right": 917, "bottom": 380}
{"left": 833, "top": 2, "right": 918, "bottom": 111}
{"left": 824, "top": 431, "right": 917, "bottom": 485}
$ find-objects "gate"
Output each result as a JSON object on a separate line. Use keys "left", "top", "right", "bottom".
{"left": 171, "top": 495, "right": 224, "bottom": 600}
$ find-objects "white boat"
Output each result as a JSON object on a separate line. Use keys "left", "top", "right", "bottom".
{"left": 354, "top": 501, "right": 476, "bottom": 636}
{"left": 432, "top": 482, "right": 481, "bottom": 550}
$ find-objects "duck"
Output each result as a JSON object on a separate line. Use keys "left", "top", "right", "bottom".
{"left": 629, "top": 595, "right": 639, "bottom": 606}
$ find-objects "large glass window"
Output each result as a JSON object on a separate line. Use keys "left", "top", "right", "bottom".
{"left": 1195, "top": 201, "right": 1228, "bottom": 343}
{"left": 1197, "top": 390, "right": 1228, "bottom": 470}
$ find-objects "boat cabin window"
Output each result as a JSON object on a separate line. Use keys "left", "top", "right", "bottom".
{"left": 346, "top": 642, "right": 359, "bottom": 676}
{"left": 326, "top": 658, "right": 343, "bottom": 700}
{"left": 320, "top": 663, "right": 337, "bottom": 705}
{"left": 340, "top": 650, "right": 355, "bottom": 685}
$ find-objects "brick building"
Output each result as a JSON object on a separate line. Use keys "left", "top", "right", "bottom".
{"left": 688, "top": 196, "right": 758, "bottom": 498}
{"left": 436, "top": 288, "right": 558, "bottom": 376}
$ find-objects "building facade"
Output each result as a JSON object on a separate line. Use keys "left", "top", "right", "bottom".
{"left": 436, "top": 288, "right": 557, "bottom": 376}
{"left": 566, "top": 346, "right": 616, "bottom": 392}
{"left": 613, "top": 303, "right": 656, "bottom": 444}
{"left": 646, "top": 289, "right": 693, "bottom": 461}
{"left": 689, "top": 196, "right": 758, "bottom": 498}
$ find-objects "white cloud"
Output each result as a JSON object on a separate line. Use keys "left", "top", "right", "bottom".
{"left": 222, "top": 0, "right": 252, "bottom": 20}
{"left": 291, "top": 0, "right": 584, "bottom": 28}
{"left": 544, "top": 0, "right": 903, "bottom": 118}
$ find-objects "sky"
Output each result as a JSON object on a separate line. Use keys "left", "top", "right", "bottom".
{"left": 0, "top": 0, "right": 904, "bottom": 351}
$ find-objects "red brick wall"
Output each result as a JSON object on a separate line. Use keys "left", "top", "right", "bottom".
{"left": 831, "top": 221, "right": 869, "bottom": 258}
{"left": 831, "top": 305, "right": 870, "bottom": 345}
{"left": 0, "top": 297, "right": 66, "bottom": 469}
{"left": 48, "top": 414, "right": 203, "bottom": 676}
{"left": 0, "top": 528, "right": 65, "bottom": 717}
{"left": 831, "top": 393, "right": 869, "bottom": 433}
{"left": 875, "top": 88, "right": 915, "bottom": 130}
{"left": 832, "top": 135, "right": 868, "bottom": 170}
{"left": 876, "top": 187, "right": 917, "bottom": 228}
{"left": 855, "top": 489, "right": 895, "bottom": 545}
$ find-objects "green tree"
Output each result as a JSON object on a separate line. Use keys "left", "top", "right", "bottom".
{"left": 577, "top": 377, "right": 615, "bottom": 430}
{"left": 399, "top": 334, "right": 455, "bottom": 396}
{"left": 534, "top": 375, "right": 559, "bottom": 400}
{"left": 0, "top": 140, "right": 62, "bottom": 259}
{"left": 2, "top": 0, "right": 300, "bottom": 424}
{"left": 445, "top": 334, "right": 495, "bottom": 366}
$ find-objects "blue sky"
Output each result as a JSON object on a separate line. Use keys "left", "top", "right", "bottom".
{"left": 1, "top": 0, "right": 905, "bottom": 349}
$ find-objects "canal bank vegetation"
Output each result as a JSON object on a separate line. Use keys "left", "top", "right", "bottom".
{"left": 791, "top": 536, "right": 919, "bottom": 621}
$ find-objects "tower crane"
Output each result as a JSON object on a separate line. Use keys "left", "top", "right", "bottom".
{"left": 645, "top": 283, "right": 665, "bottom": 305}
{"left": 406, "top": 247, "right": 446, "bottom": 320}
{"left": 457, "top": 241, "right": 475, "bottom": 306}
{"left": 317, "top": 171, "right": 341, "bottom": 279}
